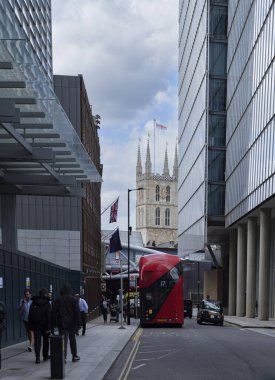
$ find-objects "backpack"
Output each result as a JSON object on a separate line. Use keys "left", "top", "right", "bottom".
{"left": 29, "top": 303, "right": 42, "bottom": 323}
{"left": 54, "top": 297, "right": 74, "bottom": 329}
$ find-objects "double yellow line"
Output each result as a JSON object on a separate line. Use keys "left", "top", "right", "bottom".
{"left": 118, "top": 328, "right": 143, "bottom": 380}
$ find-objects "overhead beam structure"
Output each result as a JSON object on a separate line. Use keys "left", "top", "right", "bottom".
{"left": 0, "top": 47, "right": 102, "bottom": 198}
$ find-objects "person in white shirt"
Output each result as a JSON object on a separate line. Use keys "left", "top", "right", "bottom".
{"left": 75, "top": 294, "right": 88, "bottom": 336}
{"left": 18, "top": 289, "right": 34, "bottom": 352}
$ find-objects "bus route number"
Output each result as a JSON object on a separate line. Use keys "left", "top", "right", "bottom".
{"left": 160, "top": 280, "right": 166, "bottom": 287}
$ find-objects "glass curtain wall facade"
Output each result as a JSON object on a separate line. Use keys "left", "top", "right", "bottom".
{"left": 225, "top": 0, "right": 275, "bottom": 226}
{"left": 226, "top": 0, "right": 275, "bottom": 320}
{"left": 178, "top": 0, "right": 228, "bottom": 255}
{"left": 6, "top": 0, "right": 53, "bottom": 81}
{"left": 178, "top": 0, "right": 208, "bottom": 255}
{"left": 208, "top": 2, "right": 227, "bottom": 224}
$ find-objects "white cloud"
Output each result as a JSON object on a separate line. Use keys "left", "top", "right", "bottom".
{"left": 51, "top": 0, "right": 178, "bottom": 232}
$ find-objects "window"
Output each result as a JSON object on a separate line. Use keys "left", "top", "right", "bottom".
{"left": 209, "top": 42, "right": 227, "bottom": 76}
{"left": 155, "top": 185, "right": 160, "bottom": 201}
{"left": 209, "top": 79, "right": 226, "bottom": 111}
{"left": 138, "top": 209, "right": 141, "bottom": 226}
{"left": 165, "top": 208, "right": 170, "bottom": 226}
{"left": 208, "top": 149, "right": 226, "bottom": 181}
{"left": 155, "top": 208, "right": 160, "bottom": 225}
{"left": 166, "top": 186, "right": 170, "bottom": 202}
{"left": 210, "top": 5, "right": 228, "bottom": 39}
{"left": 208, "top": 184, "right": 225, "bottom": 216}
{"left": 209, "top": 115, "right": 226, "bottom": 147}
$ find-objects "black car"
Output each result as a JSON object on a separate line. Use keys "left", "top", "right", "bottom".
{"left": 197, "top": 300, "right": 223, "bottom": 326}
{"left": 184, "top": 299, "right": 192, "bottom": 319}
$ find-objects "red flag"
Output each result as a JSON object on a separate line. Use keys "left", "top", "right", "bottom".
{"left": 156, "top": 122, "right": 167, "bottom": 130}
{"left": 109, "top": 198, "right": 119, "bottom": 223}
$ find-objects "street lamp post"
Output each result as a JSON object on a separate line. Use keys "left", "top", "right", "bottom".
{"left": 127, "top": 187, "right": 144, "bottom": 325}
{"left": 197, "top": 261, "right": 200, "bottom": 308}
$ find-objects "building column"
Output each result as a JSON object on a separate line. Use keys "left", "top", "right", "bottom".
{"left": 1, "top": 194, "right": 17, "bottom": 252}
{"left": 228, "top": 229, "right": 237, "bottom": 315}
{"left": 258, "top": 208, "right": 271, "bottom": 320}
{"left": 236, "top": 224, "right": 246, "bottom": 317}
{"left": 246, "top": 217, "right": 257, "bottom": 318}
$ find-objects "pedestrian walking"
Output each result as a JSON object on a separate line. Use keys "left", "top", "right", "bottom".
{"left": 75, "top": 294, "right": 88, "bottom": 336}
{"left": 18, "top": 289, "right": 34, "bottom": 352}
{"left": 52, "top": 284, "right": 81, "bottom": 363}
{"left": 123, "top": 299, "right": 127, "bottom": 323}
{"left": 28, "top": 288, "right": 51, "bottom": 364}
{"left": 100, "top": 296, "right": 108, "bottom": 323}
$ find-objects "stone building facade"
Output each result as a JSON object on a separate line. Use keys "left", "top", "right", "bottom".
{"left": 136, "top": 139, "right": 178, "bottom": 248}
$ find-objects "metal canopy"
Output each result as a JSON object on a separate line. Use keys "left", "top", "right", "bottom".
{"left": 0, "top": 3, "right": 102, "bottom": 197}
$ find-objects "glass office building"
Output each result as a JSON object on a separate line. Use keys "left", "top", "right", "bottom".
{"left": 226, "top": 0, "right": 275, "bottom": 226}
{"left": 226, "top": 0, "right": 275, "bottom": 320}
{"left": 178, "top": 0, "right": 228, "bottom": 256}
{"left": 5, "top": 0, "right": 53, "bottom": 81}
{"left": 179, "top": 0, "right": 275, "bottom": 320}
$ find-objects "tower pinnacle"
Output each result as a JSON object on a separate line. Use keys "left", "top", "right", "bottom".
{"left": 136, "top": 141, "right": 142, "bottom": 176}
{"left": 163, "top": 143, "right": 169, "bottom": 176}
{"left": 145, "top": 136, "right": 152, "bottom": 175}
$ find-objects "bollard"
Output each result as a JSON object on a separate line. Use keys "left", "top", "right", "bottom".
{"left": 50, "top": 335, "right": 65, "bottom": 379}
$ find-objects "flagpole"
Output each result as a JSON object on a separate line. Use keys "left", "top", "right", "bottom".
{"left": 101, "top": 196, "right": 119, "bottom": 216}
{"left": 153, "top": 118, "right": 156, "bottom": 173}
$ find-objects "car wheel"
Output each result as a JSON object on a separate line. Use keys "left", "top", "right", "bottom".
{"left": 220, "top": 321, "right": 223, "bottom": 326}
{"left": 197, "top": 319, "right": 202, "bottom": 325}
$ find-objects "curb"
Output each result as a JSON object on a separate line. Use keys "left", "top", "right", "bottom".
{"left": 102, "top": 323, "right": 140, "bottom": 380}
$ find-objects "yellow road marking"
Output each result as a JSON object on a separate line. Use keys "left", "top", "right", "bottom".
{"left": 118, "top": 328, "right": 143, "bottom": 380}
{"left": 133, "top": 327, "right": 143, "bottom": 342}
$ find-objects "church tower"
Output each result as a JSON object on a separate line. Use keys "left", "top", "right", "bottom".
{"left": 136, "top": 140, "right": 178, "bottom": 248}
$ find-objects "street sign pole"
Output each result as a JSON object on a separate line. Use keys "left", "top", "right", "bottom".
{"left": 118, "top": 251, "right": 125, "bottom": 330}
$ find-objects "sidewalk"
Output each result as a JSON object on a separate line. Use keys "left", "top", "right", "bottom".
{"left": 0, "top": 316, "right": 139, "bottom": 380}
{"left": 224, "top": 315, "right": 275, "bottom": 329}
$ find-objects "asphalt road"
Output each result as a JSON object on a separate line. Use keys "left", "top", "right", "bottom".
{"left": 105, "top": 319, "right": 275, "bottom": 380}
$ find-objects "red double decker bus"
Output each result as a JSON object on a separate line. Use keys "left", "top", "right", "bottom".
{"left": 139, "top": 253, "right": 183, "bottom": 327}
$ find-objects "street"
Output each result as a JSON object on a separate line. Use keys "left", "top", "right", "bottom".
{"left": 106, "top": 319, "right": 275, "bottom": 380}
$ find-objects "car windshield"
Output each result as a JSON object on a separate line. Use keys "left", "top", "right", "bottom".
{"left": 202, "top": 301, "right": 221, "bottom": 311}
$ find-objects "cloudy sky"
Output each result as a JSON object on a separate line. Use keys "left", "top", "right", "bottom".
{"left": 51, "top": 0, "right": 178, "bottom": 231}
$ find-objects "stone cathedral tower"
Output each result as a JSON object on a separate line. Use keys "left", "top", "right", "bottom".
{"left": 136, "top": 139, "right": 178, "bottom": 247}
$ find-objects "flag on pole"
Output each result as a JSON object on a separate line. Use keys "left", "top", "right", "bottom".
{"left": 156, "top": 122, "right": 167, "bottom": 130}
{"left": 109, "top": 228, "right": 122, "bottom": 253}
{"left": 109, "top": 198, "right": 119, "bottom": 223}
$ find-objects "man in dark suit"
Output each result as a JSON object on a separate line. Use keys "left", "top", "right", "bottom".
{"left": 29, "top": 288, "right": 51, "bottom": 364}
{"left": 52, "top": 284, "right": 81, "bottom": 363}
